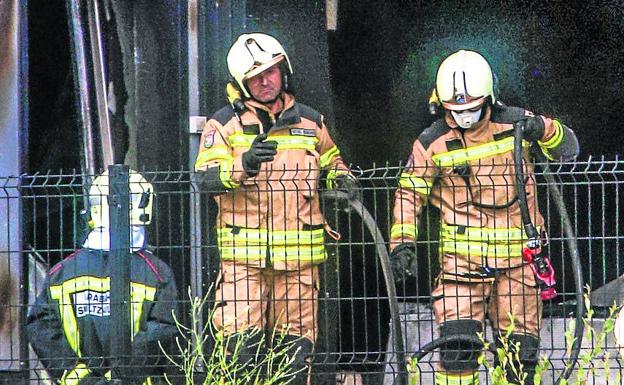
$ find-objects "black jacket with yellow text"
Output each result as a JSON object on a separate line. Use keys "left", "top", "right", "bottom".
{"left": 27, "top": 248, "right": 178, "bottom": 385}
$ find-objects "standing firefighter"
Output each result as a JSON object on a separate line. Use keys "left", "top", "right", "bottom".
{"left": 390, "top": 50, "right": 579, "bottom": 385}
{"left": 194, "top": 33, "right": 358, "bottom": 384}
{"left": 27, "top": 170, "right": 178, "bottom": 385}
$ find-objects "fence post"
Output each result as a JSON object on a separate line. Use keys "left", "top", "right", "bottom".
{"left": 108, "top": 164, "right": 131, "bottom": 381}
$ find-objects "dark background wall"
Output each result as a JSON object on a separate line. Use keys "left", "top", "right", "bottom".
{"left": 28, "top": 1, "right": 624, "bottom": 173}
{"left": 330, "top": 0, "right": 624, "bottom": 166}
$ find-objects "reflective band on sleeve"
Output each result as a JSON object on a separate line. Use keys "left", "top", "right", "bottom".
{"left": 194, "top": 145, "right": 231, "bottom": 170}
{"left": 432, "top": 137, "right": 527, "bottom": 167}
{"left": 538, "top": 119, "right": 564, "bottom": 160}
{"left": 540, "top": 119, "right": 564, "bottom": 149}
{"left": 217, "top": 227, "right": 327, "bottom": 263}
{"left": 435, "top": 371, "right": 479, "bottom": 385}
{"left": 398, "top": 173, "right": 431, "bottom": 195}
{"left": 60, "top": 363, "right": 91, "bottom": 385}
{"left": 319, "top": 145, "right": 341, "bottom": 168}
{"left": 390, "top": 223, "right": 418, "bottom": 241}
{"left": 325, "top": 168, "right": 349, "bottom": 190}
{"left": 229, "top": 133, "right": 318, "bottom": 151}
{"left": 219, "top": 158, "right": 240, "bottom": 189}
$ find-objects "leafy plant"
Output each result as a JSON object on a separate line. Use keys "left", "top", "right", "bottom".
{"left": 159, "top": 287, "right": 303, "bottom": 385}
{"left": 408, "top": 286, "right": 621, "bottom": 385}
{"left": 478, "top": 287, "right": 621, "bottom": 385}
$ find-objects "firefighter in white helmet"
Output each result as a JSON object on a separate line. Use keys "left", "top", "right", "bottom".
{"left": 27, "top": 170, "right": 178, "bottom": 385}
{"left": 195, "top": 32, "right": 359, "bottom": 384}
{"left": 390, "top": 49, "right": 579, "bottom": 385}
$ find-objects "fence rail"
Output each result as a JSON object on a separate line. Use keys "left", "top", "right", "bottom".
{"left": 0, "top": 159, "right": 623, "bottom": 385}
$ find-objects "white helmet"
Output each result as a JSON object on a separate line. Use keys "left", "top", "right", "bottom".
{"left": 226, "top": 33, "right": 293, "bottom": 98}
{"left": 435, "top": 49, "right": 495, "bottom": 111}
{"left": 89, "top": 170, "right": 154, "bottom": 228}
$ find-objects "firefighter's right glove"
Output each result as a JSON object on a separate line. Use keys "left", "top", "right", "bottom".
{"left": 335, "top": 174, "right": 362, "bottom": 202}
{"left": 242, "top": 133, "right": 278, "bottom": 177}
{"left": 390, "top": 243, "right": 416, "bottom": 281}
{"left": 522, "top": 116, "right": 545, "bottom": 142}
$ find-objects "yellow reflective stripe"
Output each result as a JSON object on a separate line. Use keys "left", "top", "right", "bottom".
{"left": 271, "top": 135, "right": 318, "bottom": 150}
{"left": 219, "top": 246, "right": 265, "bottom": 260}
{"left": 540, "top": 119, "right": 564, "bottom": 149}
{"left": 130, "top": 283, "right": 156, "bottom": 337}
{"left": 326, "top": 168, "right": 349, "bottom": 189}
{"left": 538, "top": 119, "right": 564, "bottom": 160}
{"left": 435, "top": 371, "right": 479, "bottom": 385}
{"left": 440, "top": 240, "right": 524, "bottom": 258}
{"left": 432, "top": 137, "right": 527, "bottom": 167}
{"left": 441, "top": 223, "right": 529, "bottom": 243}
{"left": 217, "top": 227, "right": 327, "bottom": 262}
{"left": 142, "top": 378, "right": 153, "bottom": 385}
{"left": 49, "top": 276, "right": 158, "bottom": 354}
{"left": 229, "top": 133, "right": 318, "bottom": 151}
{"left": 398, "top": 173, "right": 431, "bottom": 195}
{"left": 195, "top": 145, "right": 231, "bottom": 169}
{"left": 61, "top": 363, "right": 91, "bottom": 385}
{"left": 196, "top": 144, "right": 232, "bottom": 163}
{"left": 219, "top": 245, "right": 326, "bottom": 262}
{"left": 390, "top": 224, "right": 418, "bottom": 240}
{"left": 217, "top": 227, "right": 325, "bottom": 246}
{"left": 219, "top": 158, "right": 240, "bottom": 189}
{"left": 319, "top": 145, "right": 340, "bottom": 168}
{"left": 271, "top": 245, "right": 326, "bottom": 262}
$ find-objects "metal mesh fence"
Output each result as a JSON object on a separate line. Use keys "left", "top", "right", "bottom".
{"left": 0, "top": 159, "right": 623, "bottom": 385}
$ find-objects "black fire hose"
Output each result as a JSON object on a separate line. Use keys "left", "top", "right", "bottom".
{"left": 412, "top": 334, "right": 497, "bottom": 362}
{"left": 513, "top": 121, "right": 584, "bottom": 384}
{"left": 321, "top": 191, "right": 408, "bottom": 385}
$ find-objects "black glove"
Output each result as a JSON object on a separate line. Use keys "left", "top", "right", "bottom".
{"left": 522, "top": 116, "right": 545, "bottom": 142}
{"left": 335, "top": 174, "right": 362, "bottom": 201}
{"left": 390, "top": 243, "right": 415, "bottom": 281}
{"left": 242, "top": 133, "right": 278, "bottom": 177}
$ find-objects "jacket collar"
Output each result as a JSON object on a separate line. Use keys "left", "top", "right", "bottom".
{"left": 244, "top": 92, "right": 301, "bottom": 130}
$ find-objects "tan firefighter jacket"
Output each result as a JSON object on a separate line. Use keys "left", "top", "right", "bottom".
{"left": 195, "top": 92, "right": 350, "bottom": 270}
{"left": 391, "top": 104, "right": 579, "bottom": 271}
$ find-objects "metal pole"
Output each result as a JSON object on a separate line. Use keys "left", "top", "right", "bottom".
{"left": 188, "top": 0, "right": 204, "bottom": 302}
{"left": 66, "top": 0, "right": 96, "bottom": 177}
{"left": 108, "top": 164, "right": 131, "bottom": 380}
{"left": 87, "top": 0, "right": 114, "bottom": 167}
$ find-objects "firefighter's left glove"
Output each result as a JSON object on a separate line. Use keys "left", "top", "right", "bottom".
{"left": 390, "top": 243, "right": 416, "bottom": 281}
{"left": 335, "top": 174, "right": 362, "bottom": 202}
{"left": 522, "top": 116, "right": 545, "bottom": 142}
{"left": 242, "top": 133, "right": 278, "bottom": 177}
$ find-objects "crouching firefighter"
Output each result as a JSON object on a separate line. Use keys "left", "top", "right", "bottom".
{"left": 194, "top": 32, "right": 359, "bottom": 384}
{"left": 390, "top": 50, "right": 579, "bottom": 385}
{"left": 27, "top": 170, "right": 179, "bottom": 385}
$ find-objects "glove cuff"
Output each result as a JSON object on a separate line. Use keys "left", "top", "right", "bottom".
{"left": 393, "top": 242, "right": 416, "bottom": 254}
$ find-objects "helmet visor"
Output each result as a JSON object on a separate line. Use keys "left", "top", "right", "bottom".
{"left": 441, "top": 95, "right": 486, "bottom": 111}
{"left": 243, "top": 54, "right": 285, "bottom": 81}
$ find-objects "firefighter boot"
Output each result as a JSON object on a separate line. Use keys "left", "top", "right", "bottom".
{"left": 277, "top": 334, "right": 314, "bottom": 385}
